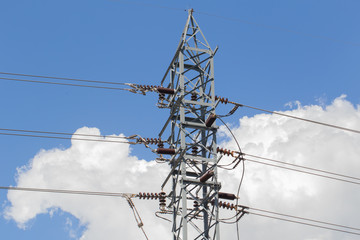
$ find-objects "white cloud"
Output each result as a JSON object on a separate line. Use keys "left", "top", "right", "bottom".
{"left": 218, "top": 95, "right": 360, "bottom": 240}
{"left": 4, "top": 127, "right": 171, "bottom": 239}
{"left": 3, "top": 96, "right": 360, "bottom": 240}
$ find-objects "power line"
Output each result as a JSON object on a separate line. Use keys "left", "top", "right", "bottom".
{"left": 0, "top": 76, "right": 133, "bottom": 91}
{"left": 245, "top": 158, "right": 360, "bottom": 186}
{"left": 248, "top": 211, "right": 360, "bottom": 236}
{"left": 0, "top": 127, "right": 134, "bottom": 140}
{"left": 244, "top": 153, "right": 360, "bottom": 182}
{"left": 0, "top": 72, "right": 159, "bottom": 94}
{"left": 238, "top": 102, "right": 360, "bottom": 134}
{"left": 222, "top": 99, "right": 360, "bottom": 134}
{"left": 4, "top": 75, "right": 359, "bottom": 137}
{"left": 2, "top": 71, "right": 358, "bottom": 139}
{"left": 1, "top": 185, "right": 150, "bottom": 238}
{"left": 0, "top": 186, "right": 134, "bottom": 198}
{"left": 217, "top": 148, "right": 360, "bottom": 186}
{"left": 0, "top": 128, "right": 165, "bottom": 148}
{"left": 216, "top": 118, "right": 360, "bottom": 234}
{"left": 0, "top": 132, "right": 133, "bottom": 144}
{"left": 217, "top": 117, "right": 244, "bottom": 240}
{"left": 0, "top": 71, "right": 129, "bottom": 86}
{"left": 4, "top": 185, "right": 360, "bottom": 236}
{"left": 2, "top": 8, "right": 358, "bottom": 238}
{"left": 248, "top": 206, "right": 360, "bottom": 231}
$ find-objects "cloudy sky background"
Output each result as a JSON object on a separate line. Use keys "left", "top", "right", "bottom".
{"left": 1, "top": 0, "right": 360, "bottom": 239}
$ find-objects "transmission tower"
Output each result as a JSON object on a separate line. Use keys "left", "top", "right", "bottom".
{"left": 157, "top": 9, "right": 221, "bottom": 240}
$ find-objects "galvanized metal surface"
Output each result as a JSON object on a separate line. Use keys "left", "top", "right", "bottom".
{"left": 158, "top": 9, "right": 220, "bottom": 240}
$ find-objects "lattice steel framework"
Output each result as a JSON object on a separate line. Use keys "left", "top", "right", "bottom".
{"left": 158, "top": 10, "right": 221, "bottom": 240}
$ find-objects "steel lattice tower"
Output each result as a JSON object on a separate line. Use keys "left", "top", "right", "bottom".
{"left": 158, "top": 9, "right": 221, "bottom": 240}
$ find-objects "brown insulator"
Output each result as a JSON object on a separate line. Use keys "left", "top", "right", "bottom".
{"left": 217, "top": 147, "right": 236, "bottom": 157}
{"left": 159, "top": 200, "right": 166, "bottom": 207}
{"left": 192, "top": 146, "right": 198, "bottom": 155}
{"left": 159, "top": 191, "right": 166, "bottom": 209}
{"left": 219, "top": 192, "right": 237, "bottom": 200}
{"left": 199, "top": 170, "right": 214, "bottom": 183}
{"left": 139, "top": 138, "right": 163, "bottom": 145}
{"left": 157, "top": 86, "right": 175, "bottom": 95}
{"left": 159, "top": 191, "right": 166, "bottom": 200}
{"left": 137, "top": 84, "right": 157, "bottom": 91}
{"left": 215, "top": 96, "right": 228, "bottom": 104}
{"left": 191, "top": 92, "right": 197, "bottom": 101}
{"left": 140, "top": 192, "right": 147, "bottom": 199}
{"left": 156, "top": 148, "right": 175, "bottom": 155}
{"left": 138, "top": 192, "right": 162, "bottom": 200}
{"left": 205, "top": 113, "right": 217, "bottom": 127}
{"left": 215, "top": 201, "right": 238, "bottom": 211}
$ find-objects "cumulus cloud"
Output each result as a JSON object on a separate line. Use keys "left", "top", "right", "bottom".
{"left": 4, "top": 127, "right": 171, "bottom": 239}
{"left": 218, "top": 95, "right": 360, "bottom": 240}
{"left": 4, "top": 96, "right": 360, "bottom": 240}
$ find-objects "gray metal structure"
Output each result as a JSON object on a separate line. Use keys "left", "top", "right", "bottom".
{"left": 158, "top": 9, "right": 221, "bottom": 240}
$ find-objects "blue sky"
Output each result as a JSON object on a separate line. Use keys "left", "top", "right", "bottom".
{"left": 1, "top": 0, "right": 360, "bottom": 239}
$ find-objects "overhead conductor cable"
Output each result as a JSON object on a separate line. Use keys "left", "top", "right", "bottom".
{"left": 215, "top": 96, "right": 360, "bottom": 134}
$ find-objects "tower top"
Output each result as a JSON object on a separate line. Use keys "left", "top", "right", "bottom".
{"left": 161, "top": 9, "right": 215, "bottom": 86}
{"left": 180, "top": 9, "right": 212, "bottom": 51}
